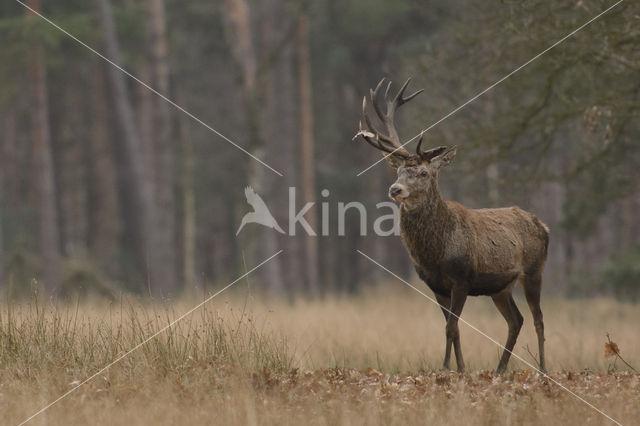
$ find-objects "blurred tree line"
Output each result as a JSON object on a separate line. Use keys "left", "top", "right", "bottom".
{"left": 0, "top": 0, "right": 638, "bottom": 300}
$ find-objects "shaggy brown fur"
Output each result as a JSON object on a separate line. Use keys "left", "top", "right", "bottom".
{"left": 396, "top": 160, "right": 549, "bottom": 373}
{"left": 356, "top": 78, "right": 549, "bottom": 374}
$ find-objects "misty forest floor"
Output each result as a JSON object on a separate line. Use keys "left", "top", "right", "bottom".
{"left": 1, "top": 288, "right": 639, "bottom": 425}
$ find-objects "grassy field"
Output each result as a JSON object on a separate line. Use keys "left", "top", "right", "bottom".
{"left": 1, "top": 285, "right": 639, "bottom": 425}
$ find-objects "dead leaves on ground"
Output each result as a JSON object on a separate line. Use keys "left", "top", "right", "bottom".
{"left": 251, "top": 367, "right": 640, "bottom": 407}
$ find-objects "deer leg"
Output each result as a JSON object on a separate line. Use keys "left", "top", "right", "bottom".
{"left": 523, "top": 273, "right": 546, "bottom": 373}
{"left": 491, "top": 289, "right": 523, "bottom": 374}
{"left": 446, "top": 288, "right": 468, "bottom": 372}
{"left": 435, "top": 294, "right": 453, "bottom": 370}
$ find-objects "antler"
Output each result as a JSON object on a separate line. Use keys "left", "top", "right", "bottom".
{"left": 416, "top": 132, "right": 448, "bottom": 162}
{"left": 354, "top": 78, "right": 423, "bottom": 159}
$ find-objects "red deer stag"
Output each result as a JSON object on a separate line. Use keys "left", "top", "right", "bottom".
{"left": 355, "top": 78, "right": 549, "bottom": 374}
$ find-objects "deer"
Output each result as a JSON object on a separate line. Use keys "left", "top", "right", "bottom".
{"left": 354, "top": 78, "right": 549, "bottom": 374}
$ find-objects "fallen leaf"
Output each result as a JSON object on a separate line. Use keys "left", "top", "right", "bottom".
{"left": 365, "top": 367, "right": 382, "bottom": 377}
{"left": 605, "top": 341, "right": 620, "bottom": 359}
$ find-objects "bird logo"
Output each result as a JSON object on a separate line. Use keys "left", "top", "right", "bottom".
{"left": 236, "top": 186, "right": 285, "bottom": 235}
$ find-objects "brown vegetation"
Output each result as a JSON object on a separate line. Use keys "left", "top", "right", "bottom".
{"left": 1, "top": 288, "right": 638, "bottom": 425}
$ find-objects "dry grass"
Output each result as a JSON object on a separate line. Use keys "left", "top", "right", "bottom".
{"left": 1, "top": 284, "right": 639, "bottom": 426}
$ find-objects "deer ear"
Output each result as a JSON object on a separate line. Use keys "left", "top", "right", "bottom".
{"left": 384, "top": 153, "right": 404, "bottom": 169}
{"left": 431, "top": 146, "right": 457, "bottom": 169}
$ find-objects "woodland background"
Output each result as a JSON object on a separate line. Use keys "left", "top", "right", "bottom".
{"left": 0, "top": 0, "right": 639, "bottom": 301}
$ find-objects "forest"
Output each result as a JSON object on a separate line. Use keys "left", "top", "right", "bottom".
{"left": 0, "top": 0, "right": 639, "bottom": 301}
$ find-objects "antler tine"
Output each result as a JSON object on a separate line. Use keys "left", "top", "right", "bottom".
{"left": 374, "top": 134, "right": 395, "bottom": 153}
{"left": 384, "top": 80, "right": 393, "bottom": 103}
{"left": 358, "top": 97, "right": 405, "bottom": 153}
{"left": 394, "top": 78, "right": 424, "bottom": 106}
{"left": 394, "top": 78, "right": 411, "bottom": 105}
{"left": 374, "top": 77, "right": 386, "bottom": 93}
{"left": 415, "top": 131, "right": 448, "bottom": 161}
{"left": 416, "top": 131, "right": 425, "bottom": 155}
{"left": 361, "top": 96, "right": 382, "bottom": 139}
{"left": 355, "top": 119, "right": 397, "bottom": 154}
{"left": 356, "top": 97, "right": 388, "bottom": 151}
{"left": 362, "top": 97, "right": 397, "bottom": 146}
{"left": 370, "top": 78, "right": 386, "bottom": 123}
{"left": 402, "top": 88, "right": 424, "bottom": 104}
{"left": 418, "top": 143, "right": 449, "bottom": 161}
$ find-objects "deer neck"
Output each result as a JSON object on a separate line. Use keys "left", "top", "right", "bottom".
{"left": 399, "top": 183, "right": 455, "bottom": 266}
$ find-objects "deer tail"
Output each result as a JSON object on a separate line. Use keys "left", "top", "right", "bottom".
{"left": 533, "top": 216, "right": 550, "bottom": 255}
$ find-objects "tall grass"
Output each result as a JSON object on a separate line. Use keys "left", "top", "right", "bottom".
{"left": 1, "top": 286, "right": 638, "bottom": 425}
{"left": 241, "top": 286, "right": 640, "bottom": 373}
{"left": 0, "top": 292, "right": 293, "bottom": 383}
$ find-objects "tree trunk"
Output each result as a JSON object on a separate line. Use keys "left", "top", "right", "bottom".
{"left": 223, "top": 0, "right": 257, "bottom": 92}
{"left": 96, "top": 0, "right": 156, "bottom": 295}
{"left": 224, "top": 0, "right": 311, "bottom": 299}
{"left": 1, "top": 102, "right": 20, "bottom": 211}
{"left": 261, "top": 0, "right": 303, "bottom": 300}
{"left": 27, "top": 0, "right": 61, "bottom": 295}
{"left": 223, "top": 0, "right": 285, "bottom": 296}
{"left": 88, "top": 64, "right": 120, "bottom": 277}
{"left": 176, "top": 88, "right": 196, "bottom": 290}
{"left": 146, "top": 0, "right": 178, "bottom": 295}
{"left": 297, "top": 12, "right": 318, "bottom": 297}
{"left": 136, "top": 66, "right": 154, "bottom": 184}
{"left": 56, "top": 74, "right": 88, "bottom": 259}
{"left": 0, "top": 109, "right": 16, "bottom": 292}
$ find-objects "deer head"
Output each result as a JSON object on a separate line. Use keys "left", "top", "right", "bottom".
{"left": 354, "top": 78, "right": 457, "bottom": 210}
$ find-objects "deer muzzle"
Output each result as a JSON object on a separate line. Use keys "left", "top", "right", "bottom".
{"left": 389, "top": 184, "right": 409, "bottom": 201}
